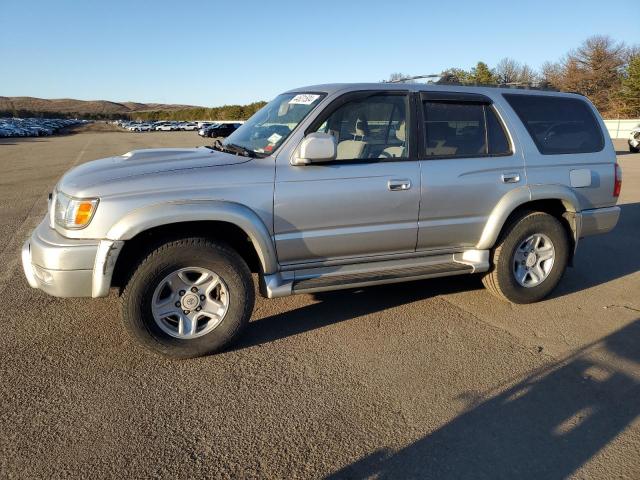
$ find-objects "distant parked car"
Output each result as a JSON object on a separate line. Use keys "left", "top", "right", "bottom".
{"left": 198, "top": 123, "right": 220, "bottom": 136}
{"left": 156, "top": 123, "right": 177, "bottom": 131}
{"left": 0, "top": 117, "right": 82, "bottom": 137}
{"left": 129, "top": 123, "right": 152, "bottom": 132}
{"left": 629, "top": 126, "right": 640, "bottom": 153}
{"left": 181, "top": 122, "right": 198, "bottom": 131}
{"left": 201, "top": 123, "right": 242, "bottom": 139}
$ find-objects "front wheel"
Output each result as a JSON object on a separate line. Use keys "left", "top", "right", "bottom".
{"left": 121, "top": 238, "right": 254, "bottom": 358}
{"left": 482, "top": 212, "right": 570, "bottom": 304}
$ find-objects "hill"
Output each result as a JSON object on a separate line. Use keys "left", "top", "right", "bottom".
{"left": 0, "top": 96, "right": 202, "bottom": 118}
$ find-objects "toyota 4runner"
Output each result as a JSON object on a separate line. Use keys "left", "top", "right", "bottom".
{"left": 22, "top": 84, "right": 622, "bottom": 358}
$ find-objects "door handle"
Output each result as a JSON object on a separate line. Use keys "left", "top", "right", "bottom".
{"left": 501, "top": 173, "right": 520, "bottom": 184}
{"left": 387, "top": 179, "right": 412, "bottom": 191}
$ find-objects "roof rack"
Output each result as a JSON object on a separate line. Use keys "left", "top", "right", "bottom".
{"left": 385, "top": 74, "right": 560, "bottom": 92}
{"left": 387, "top": 74, "right": 442, "bottom": 83}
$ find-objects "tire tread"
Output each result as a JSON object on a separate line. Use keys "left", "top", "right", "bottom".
{"left": 482, "top": 211, "right": 569, "bottom": 304}
{"left": 120, "top": 237, "right": 254, "bottom": 358}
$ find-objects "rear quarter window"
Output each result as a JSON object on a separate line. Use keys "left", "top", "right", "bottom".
{"left": 503, "top": 94, "right": 604, "bottom": 155}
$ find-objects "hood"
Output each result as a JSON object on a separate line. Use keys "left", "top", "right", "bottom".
{"left": 58, "top": 147, "right": 249, "bottom": 194}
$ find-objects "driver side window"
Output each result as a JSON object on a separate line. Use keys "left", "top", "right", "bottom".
{"left": 316, "top": 94, "right": 408, "bottom": 161}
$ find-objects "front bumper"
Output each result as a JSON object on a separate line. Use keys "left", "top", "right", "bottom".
{"left": 21, "top": 219, "right": 123, "bottom": 298}
{"left": 578, "top": 206, "right": 620, "bottom": 238}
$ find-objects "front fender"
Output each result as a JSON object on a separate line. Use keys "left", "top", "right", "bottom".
{"left": 477, "top": 184, "right": 580, "bottom": 250}
{"left": 106, "top": 200, "right": 278, "bottom": 274}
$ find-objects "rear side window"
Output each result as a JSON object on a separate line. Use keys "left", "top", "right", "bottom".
{"left": 422, "top": 101, "right": 511, "bottom": 158}
{"left": 503, "top": 94, "right": 604, "bottom": 155}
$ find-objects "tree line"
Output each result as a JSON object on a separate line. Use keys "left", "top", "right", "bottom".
{"left": 129, "top": 101, "right": 268, "bottom": 122}
{"left": 0, "top": 101, "right": 268, "bottom": 122}
{"left": 0, "top": 109, "right": 126, "bottom": 120}
{"left": 389, "top": 35, "right": 640, "bottom": 118}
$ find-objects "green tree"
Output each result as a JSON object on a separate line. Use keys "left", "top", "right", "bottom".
{"left": 618, "top": 54, "right": 640, "bottom": 117}
{"left": 469, "top": 62, "right": 498, "bottom": 85}
{"left": 438, "top": 68, "right": 471, "bottom": 84}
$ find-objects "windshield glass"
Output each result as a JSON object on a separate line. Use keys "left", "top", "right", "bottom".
{"left": 222, "top": 92, "right": 325, "bottom": 156}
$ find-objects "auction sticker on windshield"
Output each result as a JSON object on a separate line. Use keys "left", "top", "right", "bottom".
{"left": 267, "top": 133, "right": 282, "bottom": 144}
{"left": 289, "top": 94, "right": 321, "bottom": 105}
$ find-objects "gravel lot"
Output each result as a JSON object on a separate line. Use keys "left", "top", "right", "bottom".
{"left": 1, "top": 131, "right": 639, "bottom": 479}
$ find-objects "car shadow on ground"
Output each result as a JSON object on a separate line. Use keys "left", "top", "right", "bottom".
{"left": 615, "top": 149, "right": 635, "bottom": 156}
{"left": 326, "top": 318, "right": 640, "bottom": 479}
{"left": 554, "top": 201, "right": 640, "bottom": 297}
{"left": 0, "top": 138, "right": 49, "bottom": 145}
{"left": 238, "top": 274, "right": 482, "bottom": 350}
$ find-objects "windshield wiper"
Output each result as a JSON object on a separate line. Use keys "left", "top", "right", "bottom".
{"left": 207, "top": 142, "right": 258, "bottom": 158}
{"left": 222, "top": 142, "right": 259, "bottom": 158}
{"left": 208, "top": 141, "right": 265, "bottom": 158}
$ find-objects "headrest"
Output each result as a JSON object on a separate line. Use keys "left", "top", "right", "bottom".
{"left": 395, "top": 121, "right": 406, "bottom": 142}
{"left": 353, "top": 116, "right": 369, "bottom": 137}
{"left": 350, "top": 112, "right": 369, "bottom": 137}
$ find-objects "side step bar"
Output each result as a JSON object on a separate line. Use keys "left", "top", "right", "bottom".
{"left": 261, "top": 250, "right": 489, "bottom": 298}
{"left": 293, "top": 261, "right": 470, "bottom": 291}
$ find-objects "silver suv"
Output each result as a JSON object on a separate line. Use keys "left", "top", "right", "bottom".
{"left": 22, "top": 84, "right": 622, "bottom": 358}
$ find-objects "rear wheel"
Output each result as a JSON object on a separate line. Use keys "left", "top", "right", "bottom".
{"left": 482, "top": 212, "right": 570, "bottom": 304}
{"left": 121, "top": 238, "right": 254, "bottom": 358}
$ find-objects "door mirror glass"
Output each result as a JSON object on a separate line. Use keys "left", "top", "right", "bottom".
{"left": 292, "top": 132, "right": 336, "bottom": 165}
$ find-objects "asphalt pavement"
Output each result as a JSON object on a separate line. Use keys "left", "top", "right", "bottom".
{"left": 1, "top": 130, "right": 638, "bottom": 479}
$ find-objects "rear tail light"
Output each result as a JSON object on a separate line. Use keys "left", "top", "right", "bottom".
{"left": 613, "top": 163, "right": 622, "bottom": 197}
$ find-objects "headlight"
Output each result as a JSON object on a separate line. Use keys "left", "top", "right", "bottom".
{"left": 54, "top": 191, "right": 99, "bottom": 229}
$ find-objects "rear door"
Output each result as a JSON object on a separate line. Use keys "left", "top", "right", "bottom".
{"left": 503, "top": 93, "right": 615, "bottom": 209}
{"left": 417, "top": 91, "right": 526, "bottom": 250}
{"left": 273, "top": 91, "right": 421, "bottom": 265}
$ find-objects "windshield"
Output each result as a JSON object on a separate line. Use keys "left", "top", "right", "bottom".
{"left": 222, "top": 92, "right": 325, "bottom": 156}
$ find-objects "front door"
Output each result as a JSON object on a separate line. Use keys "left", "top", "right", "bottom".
{"left": 274, "top": 91, "right": 420, "bottom": 265}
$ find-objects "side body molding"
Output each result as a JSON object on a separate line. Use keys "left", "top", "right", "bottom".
{"left": 477, "top": 185, "right": 581, "bottom": 250}
{"left": 106, "top": 201, "right": 278, "bottom": 274}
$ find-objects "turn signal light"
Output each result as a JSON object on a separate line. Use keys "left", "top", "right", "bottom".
{"left": 74, "top": 202, "right": 95, "bottom": 226}
{"left": 54, "top": 191, "right": 99, "bottom": 229}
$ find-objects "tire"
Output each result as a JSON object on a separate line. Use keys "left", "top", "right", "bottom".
{"left": 482, "top": 211, "right": 570, "bottom": 304}
{"left": 121, "top": 238, "right": 254, "bottom": 359}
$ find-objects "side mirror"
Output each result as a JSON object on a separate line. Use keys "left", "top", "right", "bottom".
{"left": 291, "top": 132, "right": 336, "bottom": 165}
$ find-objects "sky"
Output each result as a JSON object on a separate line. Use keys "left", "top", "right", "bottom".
{"left": 1, "top": 0, "right": 638, "bottom": 107}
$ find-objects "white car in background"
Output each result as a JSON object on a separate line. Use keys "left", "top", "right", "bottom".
{"left": 129, "top": 123, "right": 152, "bottom": 132}
{"left": 180, "top": 122, "right": 198, "bottom": 131}
{"left": 629, "top": 126, "right": 640, "bottom": 153}
{"left": 153, "top": 122, "right": 170, "bottom": 131}
{"left": 155, "top": 123, "right": 175, "bottom": 131}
